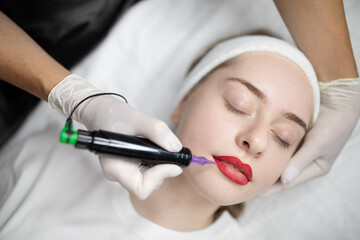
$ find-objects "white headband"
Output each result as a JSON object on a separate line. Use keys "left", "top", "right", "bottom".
{"left": 177, "top": 35, "right": 320, "bottom": 124}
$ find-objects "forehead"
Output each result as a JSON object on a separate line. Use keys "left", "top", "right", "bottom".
{"left": 207, "top": 52, "right": 314, "bottom": 125}
{"left": 227, "top": 52, "right": 310, "bottom": 90}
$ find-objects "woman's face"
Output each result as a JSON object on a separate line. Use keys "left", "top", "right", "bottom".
{"left": 171, "top": 52, "right": 314, "bottom": 205}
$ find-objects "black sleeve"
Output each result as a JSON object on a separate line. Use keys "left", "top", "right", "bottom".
{"left": 0, "top": 0, "right": 140, "bottom": 148}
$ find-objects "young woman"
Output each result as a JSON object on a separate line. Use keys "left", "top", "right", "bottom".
{"left": 0, "top": 35, "right": 319, "bottom": 239}
{"left": 128, "top": 35, "right": 319, "bottom": 236}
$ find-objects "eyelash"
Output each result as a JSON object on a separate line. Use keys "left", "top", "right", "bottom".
{"left": 225, "top": 101, "right": 248, "bottom": 116}
{"left": 225, "top": 101, "right": 290, "bottom": 149}
{"left": 270, "top": 129, "right": 290, "bottom": 149}
{"left": 276, "top": 135, "right": 290, "bottom": 149}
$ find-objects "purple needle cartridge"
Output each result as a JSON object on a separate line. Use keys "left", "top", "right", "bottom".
{"left": 191, "top": 155, "right": 216, "bottom": 165}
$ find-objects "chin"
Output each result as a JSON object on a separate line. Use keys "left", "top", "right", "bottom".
{"left": 184, "top": 166, "right": 256, "bottom": 206}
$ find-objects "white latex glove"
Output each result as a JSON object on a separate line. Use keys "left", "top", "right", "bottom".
{"left": 263, "top": 78, "right": 360, "bottom": 196}
{"left": 48, "top": 74, "right": 183, "bottom": 199}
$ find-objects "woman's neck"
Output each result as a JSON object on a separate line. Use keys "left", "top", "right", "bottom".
{"left": 129, "top": 173, "right": 219, "bottom": 231}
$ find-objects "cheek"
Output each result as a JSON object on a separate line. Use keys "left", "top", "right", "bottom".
{"left": 253, "top": 150, "right": 291, "bottom": 191}
{"left": 175, "top": 98, "right": 229, "bottom": 151}
{"left": 183, "top": 165, "right": 254, "bottom": 205}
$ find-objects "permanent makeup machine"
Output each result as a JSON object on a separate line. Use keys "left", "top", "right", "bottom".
{"left": 60, "top": 93, "right": 214, "bottom": 167}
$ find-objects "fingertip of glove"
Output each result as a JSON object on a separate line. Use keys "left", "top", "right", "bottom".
{"left": 167, "top": 165, "right": 183, "bottom": 177}
{"left": 135, "top": 192, "right": 150, "bottom": 200}
{"left": 282, "top": 166, "right": 300, "bottom": 184}
{"left": 147, "top": 164, "right": 183, "bottom": 178}
{"left": 281, "top": 177, "right": 290, "bottom": 185}
{"left": 168, "top": 139, "right": 183, "bottom": 152}
{"left": 163, "top": 133, "right": 182, "bottom": 152}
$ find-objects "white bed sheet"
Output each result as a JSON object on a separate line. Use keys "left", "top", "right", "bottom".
{"left": 1, "top": 0, "right": 360, "bottom": 239}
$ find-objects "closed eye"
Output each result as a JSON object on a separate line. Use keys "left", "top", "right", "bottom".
{"left": 271, "top": 130, "right": 290, "bottom": 149}
{"left": 277, "top": 137, "right": 290, "bottom": 149}
{"left": 225, "top": 100, "right": 249, "bottom": 116}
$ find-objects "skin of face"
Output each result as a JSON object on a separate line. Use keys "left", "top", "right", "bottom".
{"left": 171, "top": 51, "right": 314, "bottom": 205}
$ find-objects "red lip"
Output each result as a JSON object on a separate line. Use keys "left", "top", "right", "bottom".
{"left": 213, "top": 156, "right": 253, "bottom": 186}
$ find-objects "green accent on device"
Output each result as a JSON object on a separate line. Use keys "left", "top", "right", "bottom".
{"left": 60, "top": 121, "right": 78, "bottom": 145}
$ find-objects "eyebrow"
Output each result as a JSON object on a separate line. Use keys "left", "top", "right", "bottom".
{"left": 226, "top": 77, "right": 307, "bottom": 131}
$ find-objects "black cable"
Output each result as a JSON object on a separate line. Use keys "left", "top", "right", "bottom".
{"left": 68, "top": 92, "right": 128, "bottom": 119}
{"left": 63, "top": 92, "right": 128, "bottom": 140}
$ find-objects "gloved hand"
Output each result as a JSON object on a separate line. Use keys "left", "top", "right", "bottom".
{"left": 263, "top": 78, "right": 360, "bottom": 196}
{"left": 48, "top": 74, "right": 183, "bottom": 200}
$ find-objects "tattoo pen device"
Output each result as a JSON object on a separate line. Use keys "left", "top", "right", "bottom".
{"left": 59, "top": 93, "right": 214, "bottom": 167}
{"left": 60, "top": 121, "right": 214, "bottom": 167}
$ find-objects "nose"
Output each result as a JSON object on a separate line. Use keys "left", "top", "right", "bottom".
{"left": 235, "top": 124, "right": 268, "bottom": 157}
